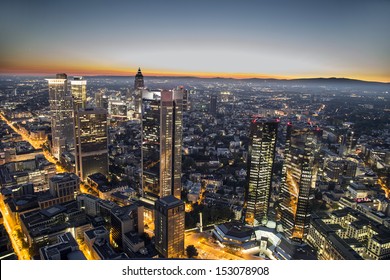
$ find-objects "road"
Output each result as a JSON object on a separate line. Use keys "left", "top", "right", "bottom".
{"left": 378, "top": 179, "right": 389, "bottom": 199}
{"left": 0, "top": 112, "right": 45, "bottom": 149}
{"left": 0, "top": 197, "right": 30, "bottom": 260}
{"left": 185, "top": 231, "right": 260, "bottom": 260}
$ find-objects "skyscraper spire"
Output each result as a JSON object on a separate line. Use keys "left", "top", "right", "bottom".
{"left": 134, "top": 67, "right": 144, "bottom": 89}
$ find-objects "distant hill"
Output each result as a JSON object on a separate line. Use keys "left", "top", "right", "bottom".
{"left": 85, "top": 75, "right": 389, "bottom": 86}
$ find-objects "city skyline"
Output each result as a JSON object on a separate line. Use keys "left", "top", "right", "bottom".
{"left": 1, "top": 0, "right": 389, "bottom": 82}
{"left": 0, "top": 67, "right": 389, "bottom": 261}
{"left": 1, "top": 0, "right": 390, "bottom": 264}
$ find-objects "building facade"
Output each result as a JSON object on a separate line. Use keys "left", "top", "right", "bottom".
{"left": 71, "top": 76, "right": 87, "bottom": 110}
{"left": 154, "top": 196, "right": 185, "bottom": 258}
{"left": 244, "top": 118, "right": 279, "bottom": 225}
{"left": 280, "top": 123, "right": 321, "bottom": 241}
{"left": 134, "top": 67, "right": 144, "bottom": 89}
{"left": 74, "top": 108, "right": 109, "bottom": 181}
{"left": 46, "top": 73, "right": 75, "bottom": 159}
{"left": 142, "top": 89, "right": 183, "bottom": 200}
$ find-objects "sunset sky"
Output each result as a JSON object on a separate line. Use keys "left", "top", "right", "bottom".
{"left": 1, "top": 0, "right": 389, "bottom": 82}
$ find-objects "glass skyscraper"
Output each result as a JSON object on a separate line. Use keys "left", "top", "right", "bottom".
{"left": 244, "top": 118, "right": 279, "bottom": 225}
{"left": 154, "top": 195, "right": 185, "bottom": 258}
{"left": 46, "top": 73, "right": 75, "bottom": 159}
{"left": 280, "top": 122, "right": 322, "bottom": 241}
{"left": 70, "top": 76, "right": 87, "bottom": 110}
{"left": 142, "top": 89, "right": 183, "bottom": 200}
{"left": 74, "top": 107, "right": 109, "bottom": 181}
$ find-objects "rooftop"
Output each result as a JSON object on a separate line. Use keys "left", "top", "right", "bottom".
{"left": 156, "top": 195, "right": 183, "bottom": 208}
{"left": 50, "top": 173, "right": 79, "bottom": 184}
{"left": 111, "top": 204, "right": 139, "bottom": 221}
{"left": 372, "top": 234, "right": 390, "bottom": 244}
{"left": 216, "top": 221, "right": 254, "bottom": 239}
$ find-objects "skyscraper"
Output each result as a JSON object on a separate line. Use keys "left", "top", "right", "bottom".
{"left": 209, "top": 95, "right": 217, "bottom": 116}
{"left": 74, "top": 108, "right": 109, "bottom": 181}
{"left": 280, "top": 122, "right": 321, "bottom": 241}
{"left": 46, "top": 73, "right": 75, "bottom": 159}
{"left": 132, "top": 68, "right": 145, "bottom": 120}
{"left": 134, "top": 67, "right": 144, "bottom": 89}
{"left": 142, "top": 89, "right": 183, "bottom": 200}
{"left": 340, "top": 129, "right": 357, "bottom": 156}
{"left": 154, "top": 195, "right": 185, "bottom": 258}
{"left": 95, "top": 90, "right": 108, "bottom": 110}
{"left": 71, "top": 76, "right": 87, "bottom": 109}
{"left": 244, "top": 118, "right": 279, "bottom": 225}
{"left": 179, "top": 86, "right": 189, "bottom": 111}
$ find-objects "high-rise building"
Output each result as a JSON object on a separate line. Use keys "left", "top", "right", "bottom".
{"left": 280, "top": 123, "right": 321, "bottom": 241}
{"left": 71, "top": 76, "right": 87, "bottom": 109}
{"left": 46, "top": 73, "right": 75, "bottom": 159}
{"left": 142, "top": 89, "right": 183, "bottom": 200}
{"left": 74, "top": 108, "right": 109, "bottom": 181}
{"left": 95, "top": 90, "right": 108, "bottom": 109}
{"left": 132, "top": 68, "right": 146, "bottom": 120}
{"left": 340, "top": 129, "right": 357, "bottom": 156}
{"left": 134, "top": 67, "right": 144, "bottom": 89}
{"left": 154, "top": 195, "right": 185, "bottom": 258}
{"left": 209, "top": 95, "right": 217, "bottom": 116}
{"left": 178, "top": 86, "right": 189, "bottom": 111}
{"left": 244, "top": 118, "right": 279, "bottom": 225}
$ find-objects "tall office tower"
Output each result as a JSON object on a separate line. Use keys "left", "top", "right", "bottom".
{"left": 133, "top": 88, "right": 143, "bottom": 119}
{"left": 154, "top": 195, "right": 185, "bottom": 258}
{"left": 95, "top": 90, "right": 108, "bottom": 110}
{"left": 340, "top": 129, "right": 357, "bottom": 156}
{"left": 132, "top": 68, "right": 146, "bottom": 119}
{"left": 244, "top": 118, "right": 279, "bottom": 225}
{"left": 179, "top": 87, "right": 189, "bottom": 111}
{"left": 209, "top": 95, "right": 217, "bottom": 116}
{"left": 46, "top": 73, "right": 75, "bottom": 159}
{"left": 74, "top": 108, "right": 109, "bottom": 181}
{"left": 71, "top": 76, "right": 87, "bottom": 109}
{"left": 134, "top": 67, "right": 144, "bottom": 89}
{"left": 280, "top": 123, "right": 322, "bottom": 241}
{"left": 142, "top": 89, "right": 183, "bottom": 201}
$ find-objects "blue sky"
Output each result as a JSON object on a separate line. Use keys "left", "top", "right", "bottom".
{"left": 0, "top": 0, "right": 389, "bottom": 81}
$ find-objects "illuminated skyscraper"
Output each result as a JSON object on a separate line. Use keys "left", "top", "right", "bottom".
{"left": 46, "top": 73, "right": 74, "bottom": 159}
{"left": 340, "top": 129, "right": 357, "bottom": 156}
{"left": 244, "top": 118, "right": 279, "bottom": 225}
{"left": 74, "top": 108, "right": 109, "bottom": 181}
{"left": 180, "top": 87, "right": 189, "bottom": 111}
{"left": 134, "top": 67, "right": 144, "bottom": 89}
{"left": 95, "top": 90, "right": 108, "bottom": 110}
{"left": 154, "top": 195, "right": 185, "bottom": 258}
{"left": 142, "top": 89, "right": 183, "bottom": 200}
{"left": 280, "top": 123, "right": 322, "bottom": 241}
{"left": 71, "top": 76, "right": 87, "bottom": 109}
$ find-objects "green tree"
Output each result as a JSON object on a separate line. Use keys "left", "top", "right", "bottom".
{"left": 186, "top": 245, "right": 199, "bottom": 258}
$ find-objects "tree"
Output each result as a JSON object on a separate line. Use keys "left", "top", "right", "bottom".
{"left": 186, "top": 245, "right": 198, "bottom": 258}
{"left": 140, "top": 232, "right": 152, "bottom": 245}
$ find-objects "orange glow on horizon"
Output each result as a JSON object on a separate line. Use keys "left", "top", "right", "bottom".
{"left": 0, "top": 66, "right": 389, "bottom": 83}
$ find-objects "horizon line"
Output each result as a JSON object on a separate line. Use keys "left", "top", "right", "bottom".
{"left": 0, "top": 70, "right": 389, "bottom": 84}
